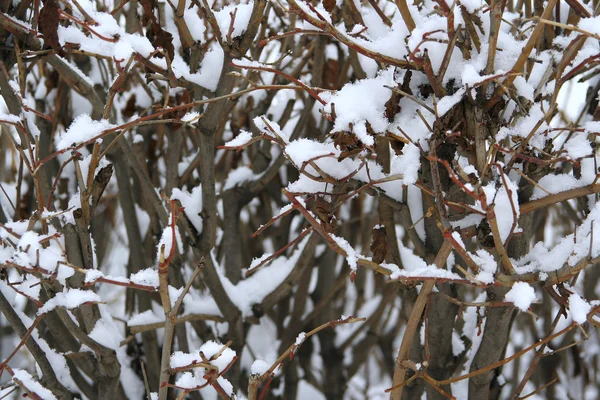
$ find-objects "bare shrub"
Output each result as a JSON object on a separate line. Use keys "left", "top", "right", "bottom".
{"left": 1, "top": 0, "right": 600, "bottom": 399}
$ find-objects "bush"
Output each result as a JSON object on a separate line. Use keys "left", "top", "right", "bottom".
{"left": 1, "top": 0, "right": 600, "bottom": 399}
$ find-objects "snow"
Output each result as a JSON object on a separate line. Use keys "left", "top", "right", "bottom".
{"left": 156, "top": 215, "right": 183, "bottom": 261}
{"left": 171, "top": 186, "right": 203, "bottom": 233}
{"left": 171, "top": 341, "right": 236, "bottom": 395}
{"left": 128, "top": 309, "right": 163, "bottom": 326}
{"left": 331, "top": 234, "right": 358, "bottom": 272}
{"left": 295, "top": 332, "right": 306, "bottom": 346}
{"left": 254, "top": 116, "right": 290, "bottom": 143}
{"left": 16, "top": 275, "right": 41, "bottom": 300}
{"left": 129, "top": 268, "right": 160, "bottom": 288}
{"left": 223, "top": 130, "right": 253, "bottom": 148}
{"left": 480, "top": 176, "right": 520, "bottom": 243}
{"left": 249, "top": 253, "right": 272, "bottom": 269}
{"left": 460, "top": 0, "right": 484, "bottom": 13}
{"left": 389, "top": 245, "right": 463, "bottom": 281}
{"left": 511, "top": 200, "right": 600, "bottom": 278}
{"left": 181, "top": 45, "right": 224, "bottom": 91}
{"left": 214, "top": 2, "right": 255, "bottom": 41}
{"left": 251, "top": 359, "right": 270, "bottom": 375}
{"left": 57, "top": 115, "right": 114, "bottom": 150}
{"left": 0, "top": 113, "right": 21, "bottom": 123}
{"left": 58, "top": 13, "right": 154, "bottom": 62}
{"left": 12, "top": 369, "right": 57, "bottom": 400}
{"left": 223, "top": 166, "right": 256, "bottom": 190}
{"left": 578, "top": 17, "right": 600, "bottom": 36}
{"left": 569, "top": 293, "right": 591, "bottom": 324}
{"left": 215, "top": 235, "right": 312, "bottom": 316}
{"left": 181, "top": 111, "right": 202, "bottom": 123}
{"left": 298, "top": 381, "right": 326, "bottom": 400}
{"left": 563, "top": 133, "right": 592, "bottom": 159}
{"left": 437, "top": 89, "right": 466, "bottom": 116}
{"left": 2, "top": 0, "right": 599, "bottom": 397}
{"left": 89, "top": 317, "right": 122, "bottom": 349}
{"left": 505, "top": 282, "right": 537, "bottom": 311}
{"left": 38, "top": 288, "right": 101, "bottom": 315}
{"left": 452, "top": 331, "right": 465, "bottom": 356}
{"left": 513, "top": 76, "right": 535, "bottom": 101}
{"left": 471, "top": 250, "right": 498, "bottom": 284}
{"left": 390, "top": 143, "right": 421, "bottom": 185}
{"left": 532, "top": 174, "right": 583, "bottom": 200}
{"left": 324, "top": 68, "right": 395, "bottom": 146}
{"left": 285, "top": 139, "right": 336, "bottom": 166}
{"left": 184, "top": 8, "right": 206, "bottom": 42}
{"left": 171, "top": 351, "right": 202, "bottom": 369}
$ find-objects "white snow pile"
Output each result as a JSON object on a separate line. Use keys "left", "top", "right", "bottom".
{"left": 56, "top": 114, "right": 114, "bottom": 150}
{"left": 12, "top": 369, "right": 57, "bottom": 400}
{"left": 1, "top": 226, "right": 74, "bottom": 284}
{"left": 38, "top": 288, "right": 102, "bottom": 315}
{"left": 505, "top": 282, "right": 537, "bottom": 311}
{"left": 171, "top": 341, "right": 237, "bottom": 395}
{"left": 171, "top": 186, "right": 204, "bottom": 233}
{"left": 569, "top": 293, "right": 591, "bottom": 324}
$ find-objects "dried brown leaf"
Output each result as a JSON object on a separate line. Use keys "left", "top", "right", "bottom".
{"left": 314, "top": 196, "right": 331, "bottom": 223}
{"left": 140, "top": 0, "right": 156, "bottom": 26}
{"left": 370, "top": 226, "right": 388, "bottom": 264}
{"left": 323, "top": 0, "right": 336, "bottom": 13}
{"left": 39, "top": 0, "right": 63, "bottom": 56}
{"left": 333, "top": 131, "right": 363, "bottom": 160}
{"left": 122, "top": 94, "right": 137, "bottom": 119}
{"left": 322, "top": 59, "right": 339, "bottom": 90}
{"left": 152, "top": 24, "right": 175, "bottom": 60}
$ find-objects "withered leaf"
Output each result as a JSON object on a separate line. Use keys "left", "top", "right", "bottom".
{"left": 314, "top": 196, "right": 331, "bottom": 223}
{"left": 322, "top": 59, "right": 339, "bottom": 90}
{"left": 149, "top": 22, "right": 175, "bottom": 60}
{"left": 332, "top": 131, "right": 363, "bottom": 161}
{"left": 323, "top": 220, "right": 336, "bottom": 234}
{"left": 122, "top": 94, "right": 137, "bottom": 119}
{"left": 323, "top": 0, "right": 336, "bottom": 13}
{"left": 385, "top": 91, "right": 401, "bottom": 121}
{"left": 390, "top": 138, "right": 405, "bottom": 155}
{"left": 44, "top": 69, "right": 59, "bottom": 92}
{"left": 39, "top": 0, "right": 63, "bottom": 56}
{"left": 139, "top": 0, "right": 156, "bottom": 26}
{"left": 314, "top": 196, "right": 336, "bottom": 233}
{"left": 476, "top": 220, "right": 495, "bottom": 249}
{"left": 370, "top": 226, "right": 388, "bottom": 264}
